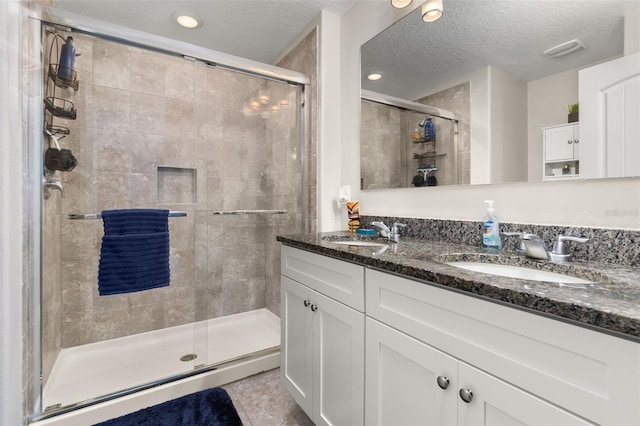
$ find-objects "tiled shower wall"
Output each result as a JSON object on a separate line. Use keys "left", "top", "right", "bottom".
{"left": 40, "top": 29, "right": 311, "bottom": 384}
{"left": 361, "top": 100, "right": 405, "bottom": 189}
{"left": 360, "top": 95, "right": 464, "bottom": 189}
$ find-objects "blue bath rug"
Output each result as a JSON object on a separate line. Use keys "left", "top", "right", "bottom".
{"left": 94, "top": 387, "right": 242, "bottom": 426}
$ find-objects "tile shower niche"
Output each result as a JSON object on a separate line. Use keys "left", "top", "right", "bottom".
{"left": 157, "top": 166, "right": 197, "bottom": 204}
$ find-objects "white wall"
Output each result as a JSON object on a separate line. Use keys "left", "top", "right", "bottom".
{"left": 1, "top": 0, "right": 25, "bottom": 424}
{"left": 489, "top": 66, "right": 528, "bottom": 183}
{"left": 527, "top": 69, "right": 579, "bottom": 182}
{"left": 317, "top": 10, "right": 344, "bottom": 232}
{"left": 625, "top": 7, "right": 640, "bottom": 55}
{"left": 336, "top": 1, "right": 640, "bottom": 231}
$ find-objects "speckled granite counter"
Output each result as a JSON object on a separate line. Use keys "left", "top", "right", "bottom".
{"left": 277, "top": 232, "right": 640, "bottom": 342}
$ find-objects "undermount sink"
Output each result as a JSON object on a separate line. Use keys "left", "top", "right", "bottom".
{"left": 329, "top": 240, "right": 387, "bottom": 248}
{"left": 447, "top": 261, "right": 594, "bottom": 284}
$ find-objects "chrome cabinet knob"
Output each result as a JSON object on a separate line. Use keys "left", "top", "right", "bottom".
{"left": 436, "top": 376, "right": 450, "bottom": 390}
{"left": 310, "top": 304, "right": 318, "bottom": 312}
{"left": 568, "top": 140, "right": 573, "bottom": 144}
{"left": 303, "top": 300, "right": 311, "bottom": 307}
{"left": 459, "top": 388, "right": 474, "bottom": 403}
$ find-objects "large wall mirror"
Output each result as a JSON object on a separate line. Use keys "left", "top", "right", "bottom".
{"left": 360, "top": 0, "right": 639, "bottom": 190}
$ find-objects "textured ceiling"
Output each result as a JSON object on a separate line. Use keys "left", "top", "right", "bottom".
{"left": 53, "top": 0, "right": 360, "bottom": 64}
{"left": 362, "top": 0, "right": 639, "bottom": 100}
{"left": 51, "top": 0, "right": 640, "bottom": 100}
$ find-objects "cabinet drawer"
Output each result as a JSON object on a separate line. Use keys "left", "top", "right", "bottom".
{"left": 366, "top": 268, "right": 640, "bottom": 425}
{"left": 281, "top": 246, "right": 365, "bottom": 311}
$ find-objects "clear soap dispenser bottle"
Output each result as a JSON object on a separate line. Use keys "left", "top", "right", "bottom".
{"left": 482, "top": 200, "right": 501, "bottom": 250}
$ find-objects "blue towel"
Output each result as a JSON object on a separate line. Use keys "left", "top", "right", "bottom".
{"left": 98, "top": 209, "right": 170, "bottom": 296}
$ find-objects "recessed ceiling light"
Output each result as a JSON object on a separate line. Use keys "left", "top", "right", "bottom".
{"left": 422, "top": 0, "right": 443, "bottom": 22}
{"left": 173, "top": 12, "right": 202, "bottom": 29}
{"left": 367, "top": 73, "right": 383, "bottom": 81}
{"left": 391, "top": 0, "right": 413, "bottom": 8}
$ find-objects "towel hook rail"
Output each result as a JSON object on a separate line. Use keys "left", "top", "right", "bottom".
{"left": 212, "top": 209, "right": 288, "bottom": 215}
{"left": 68, "top": 211, "right": 187, "bottom": 220}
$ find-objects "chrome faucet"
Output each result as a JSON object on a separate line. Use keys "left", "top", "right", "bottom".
{"left": 520, "top": 234, "right": 550, "bottom": 260}
{"left": 518, "top": 233, "right": 588, "bottom": 263}
{"left": 371, "top": 221, "right": 407, "bottom": 243}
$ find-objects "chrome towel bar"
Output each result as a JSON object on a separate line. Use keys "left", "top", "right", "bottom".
{"left": 68, "top": 211, "right": 187, "bottom": 220}
{"left": 212, "top": 210, "right": 288, "bottom": 215}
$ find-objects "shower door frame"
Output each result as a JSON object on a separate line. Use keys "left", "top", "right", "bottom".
{"left": 27, "top": 5, "right": 310, "bottom": 421}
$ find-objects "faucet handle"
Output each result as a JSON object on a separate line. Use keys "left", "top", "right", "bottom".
{"left": 552, "top": 235, "right": 589, "bottom": 255}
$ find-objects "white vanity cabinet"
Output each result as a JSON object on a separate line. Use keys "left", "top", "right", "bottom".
{"left": 365, "top": 317, "right": 458, "bottom": 426}
{"left": 366, "top": 318, "right": 593, "bottom": 426}
{"left": 280, "top": 246, "right": 365, "bottom": 426}
{"left": 279, "top": 246, "right": 640, "bottom": 425}
{"left": 543, "top": 123, "right": 579, "bottom": 180}
{"left": 365, "top": 268, "right": 640, "bottom": 426}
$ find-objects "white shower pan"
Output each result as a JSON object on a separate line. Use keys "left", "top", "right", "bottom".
{"left": 36, "top": 308, "right": 280, "bottom": 425}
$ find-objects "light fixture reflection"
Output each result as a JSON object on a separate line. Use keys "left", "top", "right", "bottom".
{"left": 367, "top": 73, "right": 383, "bottom": 81}
{"left": 422, "top": 0, "right": 443, "bottom": 22}
{"left": 280, "top": 98, "right": 290, "bottom": 108}
{"left": 391, "top": 0, "right": 412, "bottom": 8}
{"left": 258, "top": 89, "right": 270, "bottom": 105}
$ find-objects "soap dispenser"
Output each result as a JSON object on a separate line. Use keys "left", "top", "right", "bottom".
{"left": 482, "top": 200, "right": 501, "bottom": 251}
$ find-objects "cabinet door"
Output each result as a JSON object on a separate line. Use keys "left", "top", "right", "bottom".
{"left": 281, "top": 276, "right": 313, "bottom": 415}
{"left": 313, "top": 289, "right": 365, "bottom": 426}
{"left": 457, "top": 363, "right": 594, "bottom": 426}
{"left": 365, "top": 318, "right": 457, "bottom": 426}
{"left": 544, "top": 125, "right": 577, "bottom": 161}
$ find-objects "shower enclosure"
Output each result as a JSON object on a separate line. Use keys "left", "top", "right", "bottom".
{"left": 29, "top": 11, "right": 309, "bottom": 422}
{"left": 360, "top": 90, "right": 465, "bottom": 189}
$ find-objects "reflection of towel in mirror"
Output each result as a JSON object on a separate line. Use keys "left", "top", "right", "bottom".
{"left": 98, "top": 209, "right": 170, "bottom": 296}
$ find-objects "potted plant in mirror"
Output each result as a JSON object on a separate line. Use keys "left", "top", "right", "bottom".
{"left": 568, "top": 103, "right": 579, "bottom": 123}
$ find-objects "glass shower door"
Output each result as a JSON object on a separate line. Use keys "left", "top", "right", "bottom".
{"left": 191, "top": 64, "right": 304, "bottom": 370}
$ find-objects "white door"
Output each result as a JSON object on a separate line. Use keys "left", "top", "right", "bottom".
{"left": 281, "top": 276, "right": 313, "bottom": 415}
{"left": 579, "top": 52, "right": 640, "bottom": 178}
{"left": 457, "top": 363, "right": 595, "bottom": 426}
{"left": 313, "top": 290, "right": 365, "bottom": 426}
{"left": 544, "top": 125, "right": 576, "bottom": 161}
{"left": 365, "top": 318, "right": 457, "bottom": 426}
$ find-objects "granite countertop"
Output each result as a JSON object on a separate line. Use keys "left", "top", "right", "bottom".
{"left": 277, "top": 232, "right": 640, "bottom": 342}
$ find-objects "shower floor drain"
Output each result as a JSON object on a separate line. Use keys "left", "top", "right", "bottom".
{"left": 180, "top": 353, "right": 198, "bottom": 362}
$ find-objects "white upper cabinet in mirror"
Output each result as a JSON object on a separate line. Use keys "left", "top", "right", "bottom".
{"left": 360, "top": 0, "right": 640, "bottom": 189}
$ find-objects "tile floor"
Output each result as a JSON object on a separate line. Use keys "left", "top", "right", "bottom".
{"left": 223, "top": 368, "right": 314, "bottom": 426}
